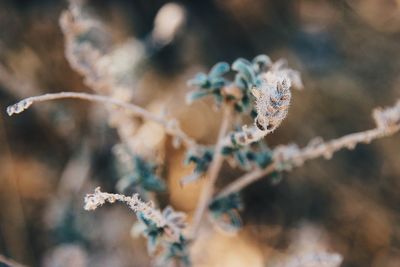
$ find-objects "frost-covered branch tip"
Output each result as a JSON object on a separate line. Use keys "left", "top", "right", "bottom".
{"left": 84, "top": 187, "right": 166, "bottom": 227}
{"left": 84, "top": 187, "right": 187, "bottom": 244}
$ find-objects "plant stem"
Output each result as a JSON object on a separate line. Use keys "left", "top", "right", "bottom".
{"left": 190, "top": 105, "right": 233, "bottom": 238}
{"left": 6, "top": 92, "right": 197, "bottom": 148}
{"left": 217, "top": 124, "right": 400, "bottom": 198}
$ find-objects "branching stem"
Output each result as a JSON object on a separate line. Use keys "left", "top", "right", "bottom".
{"left": 6, "top": 92, "right": 197, "bottom": 148}
{"left": 189, "top": 105, "right": 233, "bottom": 238}
{"left": 217, "top": 124, "right": 400, "bottom": 198}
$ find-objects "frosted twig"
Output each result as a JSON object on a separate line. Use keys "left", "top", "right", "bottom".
{"left": 6, "top": 92, "right": 197, "bottom": 148}
{"left": 217, "top": 101, "right": 400, "bottom": 197}
{"left": 190, "top": 106, "right": 233, "bottom": 238}
{"left": 84, "top": 187, "right": 166, "bottom": 227}
{"left": 85, "top": 187, "right": 186, "bottom": 242}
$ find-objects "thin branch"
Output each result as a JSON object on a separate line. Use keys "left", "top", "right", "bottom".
{"left": 84, "top": 187, "right": 166, "bottom": 227}
{"left": 0, "top": 254, "right": 29, "bottom": 267}
{"left": 6, "top": 92, "right": 197, "bottom": 148}
{"left": 189, "top": 106, "right": 233, "bottom": 238}
{"left": 84, "top": 187, "right": 186, "bottom": 242}
{"left": 217, "top": 124, "right": 400, "bottom": 198}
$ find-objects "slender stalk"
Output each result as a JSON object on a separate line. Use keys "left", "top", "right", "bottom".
{"left": 6, "top": 92, "right": 197, "bottom": 148}
{"left": 217, "top": 164, "right": 276, "bottom": 198}
{"left": 217, "top": 124, "right": 400, "bottom": 198}
{"left": 189, "top": 106, "right": 233, "bottom": 238}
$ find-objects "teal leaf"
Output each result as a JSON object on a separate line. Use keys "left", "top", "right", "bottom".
{"left": 254, "top": 151, "right": 272, "bottom": 168}
{"left": 252, "top": 54, "right": 271, "bottom": 73}
{"left": 234, "top": 74, "right": 247, "bottom": 89}
{"left": 142, "top": 174, "right": 166, "bottom": 192}
{"left": 209, "top": 194, "right": 243, "bottom": 234}
{"left": 182, "top": 149, "right": 213, "bottom": 184}
{"left": 208, "top": 62, "right": 230, "bottom": 78}
{"left": 221, "top": 146, "right": 236, "bottom": 156}
{"left": 232, "top": 58, "right": 256, "bottom": 85}
{"left": 186, "top": 90, "right": 211, "bottom": 103}
{"left": 209, "top": 77, "right": 226, "bottom": 89}
{"left": 187, "top": 73, "right": 209, "bottom": 87}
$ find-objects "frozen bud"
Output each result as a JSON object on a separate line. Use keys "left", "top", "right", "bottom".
{"left": 253, "top": 72, "right": 292, "bottom": 132}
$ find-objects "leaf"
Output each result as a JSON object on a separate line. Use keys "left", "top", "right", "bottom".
{"left": 240, "top": 94, "right": 250, "bottom": 110}
{"left": 208, "top": 77, "right": 227, "bottom": 89}
{"left": 157, "top": 236, "right": 191, "bottom": 267}
{"left": 234, "top": 74, "right": 248, "bottom": 89}
{"left": 254, "top": 151, "right": 272, "bottom": 168}
{"left": 252, "top": 54, "right": 271, "bottom": 73}
{"left": 117, "top": 156, "right": 166, "bottom": 193}
{"left": 234, "top": 150, "right": 251, "bottom": 170}
{"left": 146, "top": 233, "right": 159, "bottom": 254}
{"left": 209, "top": 194, "right": 243, "bottom": 234}
{"left": 183, "top": 148, "right": 213, "bottom": 184}
{"left": 212, "top": 210, "right": 242, "bottom": 234}
{"left": 232, "top": 58, "right": 256, "bottom": 85}
{"left": 234, "top": 103, "right": 244, "bottom": 113}
{"left": 142, "top": 174, "right": 166, "bottom": 192}
{"left": 221, "top": 146, "right": 236, "bottom": 156}
{"left": 209, "top": 193, "right": 243, "bottom": 215}
{"left": 185, "top": 90, "right": 210, "bottom": 104}
{"left": 208, "top": 62, "right": 230, "bottom": 78}
{"left": 187, "top": 73, "right": 209, "bottom": 87}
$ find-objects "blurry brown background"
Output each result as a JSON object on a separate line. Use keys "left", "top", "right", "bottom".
{"left": 1, "top": 0, "right": 400, "bottom": 266}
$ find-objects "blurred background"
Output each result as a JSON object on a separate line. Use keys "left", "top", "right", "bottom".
{"left": 1, "top": 0, "right": 400, "bottom": 266}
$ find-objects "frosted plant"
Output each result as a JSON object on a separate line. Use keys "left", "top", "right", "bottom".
{"left": 6, "top": 5, "right": 400, "bottom": 263}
